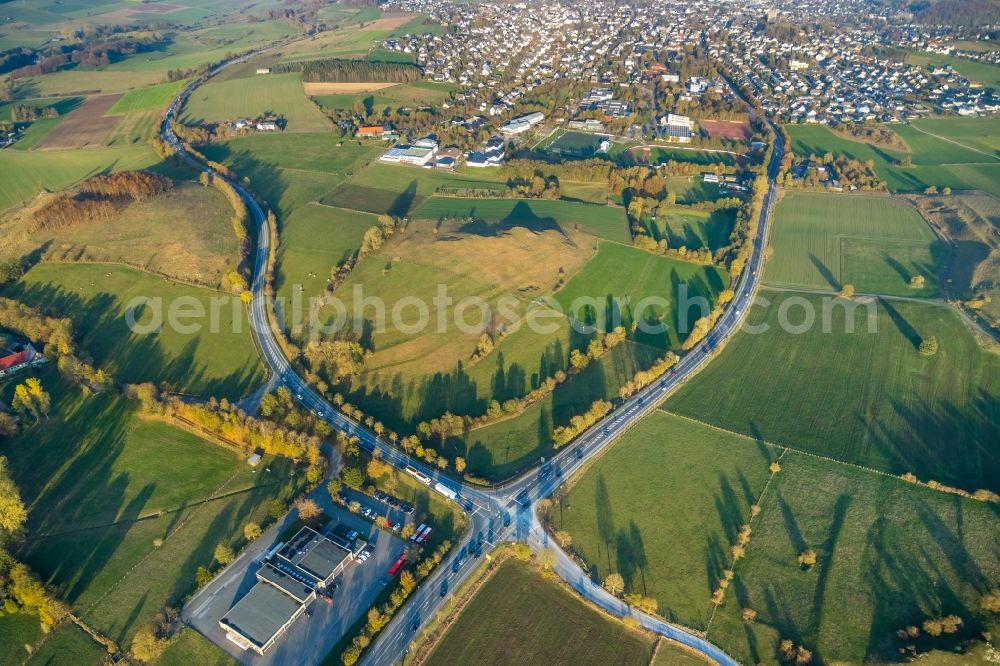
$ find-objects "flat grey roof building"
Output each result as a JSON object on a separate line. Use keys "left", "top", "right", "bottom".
{"left": 220, "top": 580, "right": 306, "bottom": 654}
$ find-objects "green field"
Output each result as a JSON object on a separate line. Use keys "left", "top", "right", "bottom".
{"left": 104, "top": 109, "right": 160, "bottom": 145}
{"left": 6, "top": 377, "right": 301, "bottom": 642}
{"left": 0, "top": 611, "right": 44, "bottom": 664}
{"left": 200, "top": 134, "right": 383, "bottom": 218}
{"left": 104, "top": 21, "right": 298, "bottom": 74}
{"left": 905, "top": 49, "right": 1000, "bottom": 88}
{"left": 0, "top": 144, "right": 158, "bottom": 211}
{"left": 557, "top": 411, "right": 778, "bottom": 630}
{"left": 14, "top": 69, "right": 166, "bottom": 96}
{"left": 708, "top": 451, "right": 1000, "bottom": 664}
{"left": 644, "top": 205, "right": 736, "bottom": 254}
{"left": 667, "top": 292, "right": 1000, "bottom": 492}
{"left": 911, "top": 115, "right": 1000, "bottom": 158}
{"left": 24, "top": 620, "right": 104, "bottom": 665}
{"left": 9, "top": 117, "right": 63, "bottom": 150}
{"left": 617, "top": 145, "right": 736, "bottom": 167}
{"left": 544, "top": 129, "right": 608, "bottom": 158}
{"left": 311, "top": 81, "right": 455, "bottom": 112}
{"left": 411, "top": 196, "right": 631, "bottom": 244}
{"left": 0, "top": 96, "right": 82, "bottom": 122}
{"left": 182, "top": 72, "right": 331, "bottom": 132}
{"left": 275, "top": 202, "right": 378, "bottom": 307}
{"left": 156, "top": 627, "right": 239, "bottom": 666}
{"left": 108, "top": 80, "right": 187, "bottom": 114}
{"left": 6, "top": 263, "right": 265, "bottom": 399}
{"left": 425, "top": 558, "right": 656, "bottom": 666}
{"left": 322, "top": 163, "right": 507, "bottom": 216}
{"left": 2, "top": 181, "right": 239, "bottom": 287}
{"left": 788, "top": 124, "right": 1000, "bottom": 197}
{"left": 337, "top": 237, "right": 726, "bottom": 479}
{"left": 766, "top": 192, "right": 944, "bottom": 297}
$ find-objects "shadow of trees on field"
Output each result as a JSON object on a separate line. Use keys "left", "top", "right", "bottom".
{"left": 5, "top": 279, "right": 262, "bottom": 399}
{"left": 809, "top": 253, "right": 841, "bottom": 291}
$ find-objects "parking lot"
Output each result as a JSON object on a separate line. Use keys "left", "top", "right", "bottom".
{"left": 186, "top": 504, "right": 408, "bottom": 666}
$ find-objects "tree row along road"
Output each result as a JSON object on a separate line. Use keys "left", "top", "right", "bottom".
{"left": 162, "top": 43, "right": 783, "bottom": 666}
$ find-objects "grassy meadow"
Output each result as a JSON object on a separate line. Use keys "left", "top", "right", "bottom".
{"left": 5, "top": 376, "right": 302, "bottom": 643}
{"left": 340, "top": 239, "right": 727, "bottom": 479}
{"left": 200, "top": 134, "right": 383, "bottom": 218}
{"left": 322, "top": 163, "right": 507, "bottom": 216}
{"left": 6, "top": 263, "right": 265, "bottom": 399}
{"left": 643, "top": 205, "right": 736, "bottom": 254}
{"left": 707, "top": 451, "right": 1000, "bottom": 664}
{"left": 424, "top": 558, "right": 656, "bottom": 666}
{"left": 274, "top": 202, "right": 378, "bottom": 308}
{"left": 666, "top": 291, "right": 1000, "bottom": 493}
{"left": 766, "top": 191, "right": 944, "bottom": 297}
{"left": 411, "top": 196, "right": 632, "bottom": 243}
{"left": 1, "top": 181, "right": 239, "bottom": 287}
{"left": 787, "top": 124, "right": 1000, "bottom": 198}
{"left": 181, "top": 72, "right": 331, "bottom": 132}
{"left": 0, "top": 144, "right": 158, "bottom": 212}
{"left": 556, "top": 411, "right": 778, "bottom": 630}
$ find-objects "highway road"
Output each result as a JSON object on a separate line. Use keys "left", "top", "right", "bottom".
{"left": 164, "top": 48, "right": 783, "bottom": 666}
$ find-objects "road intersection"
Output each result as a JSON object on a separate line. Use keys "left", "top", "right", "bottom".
{"left": 163, "top": 52, "right": 783, "bottom": 666}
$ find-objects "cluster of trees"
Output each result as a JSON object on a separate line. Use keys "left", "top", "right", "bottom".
{"left": 31, "top": 171, "right": 173, "bottom": 232}
{"left": 8, "top": 104, "right": 60, "bottom": 123}
{"left": 568, "top": 326, "right": 627, "bottom": 373}
{"left": 0, "top": 456, "right": 68, "bottom": 629}
{"left": 260, "top": 387, "right": 334, "bottom": 441}
{"left": 617, "top": 352, "right": 680, "bottom": 399}
{"left": 498, "top": 158, "right": 615, "bottom": 184}
{"left": 898, "top": 470, "right": 999, "bottom": 504}
{"left": 0, "top": 298, "right": 75, "bottom": 356}
{"left": 11, "top": 378, "right": 51, "bottom": 425}
{"left": 714, "top": 523, "right": 753, "bottom": 607}
{"left": 782, "top": 154, "right": 885, "bottom": 191}
{"left": 835, "top": 122, "right": 899, "bottom": 147}
{"left": 5, "top": 33, "right": 159, "bottom": 80}
{"left": 132, "top": 385, "right": 323, "bottom": 462}
{"left": 681, "top": 304, "right": 725, "bottom": 351}
{"left": 506, "top": 174, "right": 561, "bottom": 199}
{"left": 303, "top": 339, "right": 367, "bottom": 385}
{"left": 552, "top": 399, "right": 612, "bottom": 447}
{"left": 633, "top": 235, "right": 714, "bottom": 264}
{"left": 894, "top": 615, "right": 965, "bottom": 660}
{"left": 778, "top": 639, "right": 813, "bottom": 665}
{"left": 276, "top": 58, "right": 423, "bottom": 83}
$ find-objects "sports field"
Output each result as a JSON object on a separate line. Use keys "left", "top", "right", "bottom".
{"left": 644, "top": 205, "right": 736, "bottom": 253}
{"left": 788, "top": 124, "right": 1000, "bottom": 197}
{"left": 182, "top": 72, "right": 331, "bottom": 132}
{"left": 4, "top": 181, "right": 239, "bottom": 287}
{"left": 411, "top": 196, "right": 631, "bottom": 243}
{"left": 424, "top": 558, "right": 656, "bottom": 666}
{"left": 765, "top": 192, "right": 944, "bottom": 297}
{"left": 6, "top": 263, "right": 265, "bottom": 399}
{"left": 666, "top": 292, "right": 1000, "bottom": 492}
{"left": 707, "top": 451, "right": 1000, "bottom": 664}
{"left": 619, "top": 145, "right": 736, "bottom": 167}
{"left": 0, "top": 144, "right": 158, "bottom": 211}
{"left": 544, "top": 129, "right": 608, "bottom": 158}
{"left": 6, "top": 378, "right": 302, "bottom": 643}
{"left": 556, "top": 411, "right": 778, "bottom": 630}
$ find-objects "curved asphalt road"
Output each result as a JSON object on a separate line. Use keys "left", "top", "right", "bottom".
{"left": 164, "top": 50, "right": 783, "bottom": 666}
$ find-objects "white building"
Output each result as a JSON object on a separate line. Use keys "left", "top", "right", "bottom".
{"left": 499, "top": 111, "right": 545, "bottom": 135}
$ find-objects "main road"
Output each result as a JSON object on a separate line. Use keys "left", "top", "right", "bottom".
{"left": 163, "top": 50, "right": 783, "bottom": 666}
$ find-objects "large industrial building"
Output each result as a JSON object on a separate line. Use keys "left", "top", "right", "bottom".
{"left": 220, "top": 527, "right": 354, "bottom": 655}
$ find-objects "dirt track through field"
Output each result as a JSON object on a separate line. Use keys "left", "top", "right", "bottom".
{"left": 37, "top": 93, "right": 122, "bottom": 149}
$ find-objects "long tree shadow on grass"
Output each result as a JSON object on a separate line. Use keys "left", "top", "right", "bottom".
{"left": 809, "top": 253, "right": 841, "bottom": 291}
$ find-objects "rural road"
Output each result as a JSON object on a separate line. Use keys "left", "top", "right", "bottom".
{"left": 162, "top": 45, "right": 783, "bottom": 666}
